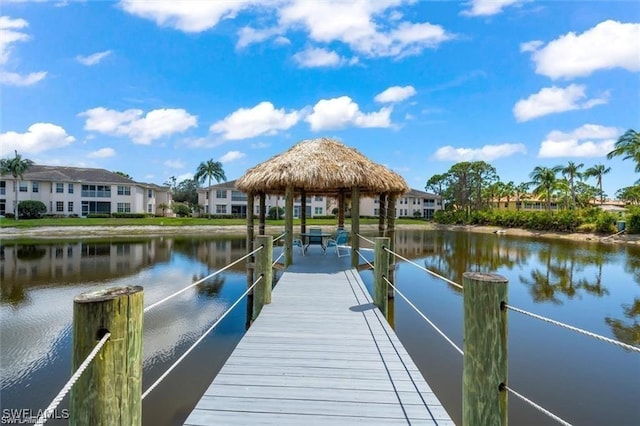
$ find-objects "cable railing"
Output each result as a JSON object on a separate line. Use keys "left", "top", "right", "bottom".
{"left": 355, "top": 249, "right": 374, "bottom": 270}
{"left": 272, "top": 231, "right": 286, "bottom": 243}
{"left": 272, "top": 250, "right": 285, "bottom": 266}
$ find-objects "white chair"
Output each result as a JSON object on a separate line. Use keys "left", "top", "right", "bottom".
{"left": 326, "top": 232, "right": 349, "bottom": 257}
{"left": 292, "top": 238, "right": 305, "bottom": 255}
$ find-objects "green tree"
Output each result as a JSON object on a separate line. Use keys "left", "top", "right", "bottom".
{"left": 616, "top": 185, "right": 640, "bottom": 205}
{"left": 194, "top": 159, "right": 226, "bottom": 189}
{"left": 607, "top": 129, "right": 640, "bottom": 183}
{"left": 113, "top": 171, "right": 133, "bottom": 179}
{"left": 425, "top": 173, "right": 447, "bottom": 199}
{"left": 529, "top": 165, "right": 562, "bottom": 212}
{"left": 585, "top": 163, "right": 611, "bottom": 204}
{"left": 158, "top": 202, "right": 169, "bottom": 216}
{"left": 562, "top": 161, "right": 584, "bottom": 210}
{"left": 515, "top": 182, "right": 530, "bottom": 211}
{"left": 0, "top": 150, "right": 34, "bottom": 220}
{"left": 172, "top": 178, "right": 199, "bottom": 205}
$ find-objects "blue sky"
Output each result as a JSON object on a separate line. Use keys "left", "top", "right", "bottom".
{"left": 1, "top": 0, "right": 639, "bottom": 197}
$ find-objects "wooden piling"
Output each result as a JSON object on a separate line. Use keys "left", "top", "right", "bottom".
{"left": 258, "top": 193, "right": 266, "bottom": 235}
{"left": 351, "top": 186, "right": 360, "bottom": 268}
{"left": 285, "top": 186, "right": 293, "bottom": 266}
{"left": 246, "top": 192, "right": 255, "bottom": 286}
{"left": 338, "top": 190, "right": 345, "bottom": 230}
{"left": 378, "top": 193, "right": 387, "bottom": 237}
{"left": 253, "top": 235, "right": 273, "bottom": 319}
{"left": 300, "top": 189, "right": 307, "bottom": 235}
{"left": 462, "top": 272, "right": 508, "bottom": 426}
{"left": 70, "top": 286, "right": 143, "bottom": 426}
{"left": 386, "top": 194, "right": 397, "bottom": 298}
{"left": 374, "top": 237, "right": 390, "bottom": 318}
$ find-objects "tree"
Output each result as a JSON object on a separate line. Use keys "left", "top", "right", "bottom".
{"left": 113, "top": 171, "right": 132, "bottom": 179}
{"left": 529, "top": 165, "right": 562, "bottom": 212}
{"left": 562, "top": 161, "right": 584, "bottom": 210}
{"left": 607, "top": 129, "right": 640, "bottom": 183}
{"left": 194, "top": 159, "right": 226, "bottom": 189}
{"left": 164, "top": 176, "right": 178, "bottom": 193}
{"left": 616, "top": 185, "right": 640, "bottom": 205}
{"left": 585, "top": 163, "right": 611, "bottom": 204}
{"left": 0, "top": 150, "right": 34, "bottom": 220}
{"left": 425, "top": 173, "right": 447, "bottom": 199}
{"left": 158, "top": 203, "right": 169, "bottom": 216}
{"left": 514, "top": 182, "right": 530, "bottom": 211}
{"left": 172, "top": 178, "right": 199, "bottom": 205}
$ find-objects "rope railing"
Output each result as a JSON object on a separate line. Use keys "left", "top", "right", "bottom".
{"left": 355, "top": 249, "right": 374, "bottom": 270}
{"left": 272, "top": 232, "right": 286, "bottom": 243}
{"left": 144, "top": 245, "right": 264, "bottom": 314}
{"left": 34, "top": 332, "right": 111, "bottom": 426}
{"left": 142, "top": 274, "right": 264, "bottom": 400}
{"left": 356, "top": 233, "right": 375, "bottom": 245}
{"left": 505, "top": 303, "right": 640, "bottom": 353}
{"left": 272, "top": 251, "right": 285, "bottom": 267}
{"left": 504, "top": 384, "right": 573, "bottom": 426}
{"left": 383, "top": 247, "right": 463, "bottom": 290}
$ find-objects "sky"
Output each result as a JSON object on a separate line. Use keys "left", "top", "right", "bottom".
{"left": 1, "top": 0, "right": 639, "bottom": 198}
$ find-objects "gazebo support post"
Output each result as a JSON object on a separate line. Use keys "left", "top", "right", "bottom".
{"left": 300, "top": 189, "right": 307, "bottom": 235}
{"left": 386, "top": 194, "right": 397, "bottom": 298}
{"left": 246, "top": 192, "right": 255, "bottom": 328}
{"left": 378, "top": 193, "right": 387, "bottom": 237}
{"left": 338, "top": 190, "right": 345, "bottom": 230}
{"left": 285, "top": 186, "right": 294, "bottom": 266}
{"left": 351, "top": 186, "right": 360, "bottom": 268}
{"left": 258, "top": 193, "right": 266, "bottom": 235}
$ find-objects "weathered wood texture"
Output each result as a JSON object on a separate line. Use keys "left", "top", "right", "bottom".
{"left": 378, "top": 192, "right": 387, "bottom": 237}
{"left": 70, "top": 286, "right": 143, "bottom": 426}
{"left": 374, "top": 237, "right": 390, "bottom": 318}
{"left": 185, "top": 267, "right": 454, "bottom": 425}
{"left": 285, "top": 186, "right": 293, "bottom": 266}
{"left": 253, "top": 235, "right": 273, "bottom": 319}
{"left": 351, "top": 186, "right": 360, "bottom": 268}
{"left": 462, "top": 272, "right": 508, "bottom": 426}
{"left": 259, "top": 192, "right": 266, "bottom": 235}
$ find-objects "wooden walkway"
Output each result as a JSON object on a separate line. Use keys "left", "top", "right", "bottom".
{"left": 185, "top": 253, "right": 454, "bottom": 425}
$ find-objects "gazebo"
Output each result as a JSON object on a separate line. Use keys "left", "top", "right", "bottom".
{"left": 235, "top": 137, "right": 409, "bottom": 267}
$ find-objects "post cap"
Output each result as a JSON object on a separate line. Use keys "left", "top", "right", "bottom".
{"left": 463, "top": 272, "right": 508, "bottom": 283}
{"left": 74, "top": 286, "right": 143, "bottom": 303}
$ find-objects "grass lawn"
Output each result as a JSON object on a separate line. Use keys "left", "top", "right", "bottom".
{"left": 0, "top": 216, "right": 428, "bottom": 229}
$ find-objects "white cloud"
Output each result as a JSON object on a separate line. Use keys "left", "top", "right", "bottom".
{"left": 538, "top": 124, "right": 618, "bottom": 158}
{"left": 251, "top": 142, "right": 270, "bottom": 149}
{"left": 237, "top": 26, "right": 281, "bottom": 49}
{"left": 293, "top": 47, "right": 345, "bottom": 68}
{"left": 524, "top": 20, "right": 640, "bottom": 79}
{"left": 519, "top": 40, "right": 543, "bottom": 53}
{"left": 210, "top": 101, "right": 300, "bottom": 140}
{"left": 374, "top": 85, "right": 416, "bottom": 103}
{"left": 461, "top": 0, "right": 524, "bottom": 17}
{"left": 305, "top": 96, "right": 392, "bottom": 131}
{"left": 119, "top": 0, "right": 257, "bottom": 33}
{"left": 219, "top": 151, "right": 246, "bottom": 163}
{"left": 164, "top": 159, "right": 185, "bottom": 169}
{"left": 0, "top": 123, "right": 75, "bottom": 154}
{"left": 513, "top": 84, "right": 608, "bottom": 122}
{"left": 433, "top": 143, "right": 526, "bottom": 161}
{"left": 0, "top": 70, "right": 46, "bottom": 86}
{"left": 80, "top": 107, "right": 197, "bottom": 144}
{"left": 87, "top": 147, "right": 116, "bottom": 158}
{"left": 175, "top": 172, "right": 193, "bottom": 182}
{"left": 76, "top": 50, "right": 112, "bottom": 66}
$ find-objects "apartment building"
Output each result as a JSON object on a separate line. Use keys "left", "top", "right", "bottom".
{"left": 328, "top": 188, "right": 443, "bottom": 219}
{"left": 197, "top": 180, "right": 328, "bottom": 218}
{"left": 0, "top": 165, "right": 171, "bottom": 217}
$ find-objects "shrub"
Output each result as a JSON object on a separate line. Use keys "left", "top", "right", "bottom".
{"left": 576, "top": 223, "right": 596, "bottom": 233}
{"left": 87, "top": 214, "right": 110, "bottom": 218}
{"left": 595, "top": 211, "right": 616, "bottom": 234}
{"left": 18, "top": 200, "right": 47, "bottom": 219}
{"left": 172, "top": 203, "right": 191, "bottom": 217}
{"left": 111, "top": 213, "right": 147, "bottom": 218}
{"left": 4, "top": 212, "right": 14, "bottom": 219}
{"left": 626, "top": 207, "right": 640, "bottom": 234}
{"left": 268, "top": 206, "right": 285, "bottom": 220}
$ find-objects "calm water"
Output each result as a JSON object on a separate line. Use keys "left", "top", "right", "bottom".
{"left": 1, "top": 230, "right": 638, "bottom": 425}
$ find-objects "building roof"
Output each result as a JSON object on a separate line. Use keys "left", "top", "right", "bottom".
{"left": 10, "top": 164, "right": 153, "bottom": 186}
{"left": 235, "top": 138, "right": 409, "bottom": 196}
{"left": 405, "top": 188, "right": 440, "bottom": 199}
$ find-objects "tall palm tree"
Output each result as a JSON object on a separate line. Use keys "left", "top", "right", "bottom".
{"left": 515, "top": 182, "right": 530, "bottom": 211}
{"left": 585, "top": 163, "right": 611, "bottom": 204}
{"left": 607, "top": 129, "right": 640, "bottom": 183}
{"left": 561, "top": 161, "right": 584, "bottom": 210}
{"left": 0, "top": 150, "right": 34, "bottom": 220}
{"left": 194, "top": 159, "right": 226, "bottom": 189}
{"left": 529, "top": 165, "right": 562, "bottom": 212}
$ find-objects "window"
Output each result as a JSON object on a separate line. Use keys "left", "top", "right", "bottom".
{"left": 216, "top": 190, "right": 227, "bottom": 198}
{"left": 231, "top": 190, "right": 247, "bottom": 201}
{"left": 205, "top": 192, "right": 209, "bottom": 199}
{"left": 56, "top": 201, "right": 64, "bottom": 212}
{"left": 68, "top": 183, "right": 74, "bottom": 194}
{"left": 19, "top": 182, "right": 28, "bottom": 192}
{"left": 56, "top": 183, "right": 64, "bottom": 193}
{"left": 314, "top": 207, "right": 323, "bottom": 215}
{"left": 216, "top": 204, "right": 227, "bottom": 214}
{"left": 117, "top": 185, "right": 131, "bottom": 195}
{"left": 315, "top": 196, "right": 323, "bottom": 201}
{"left": 82, "top": 184, "right": 111, "bottom": 197}
{"left": 374, "top": 208, "right": 379, "bottom": 216}
{"left": 148, "top": 203, "right": 153, "bottom": 213}
{"left": 68, "top": 201, "right": 73, "bottom": 212}
{"left": 0, "top": 199, "right": 5, "bottom": 215}
{"left": 32, "top": 182, "right": 39, "bottom": 193}
{"left": 0, "top": 181, "right": 5, "bottom": 195}
{"left": 148, "top": 189, "right": 153, "bottom": 198}
{"left": 117, "top": 202, "right": 131, "bottom": 213}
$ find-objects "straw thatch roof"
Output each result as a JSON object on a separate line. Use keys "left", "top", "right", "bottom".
{"left": 236, "top": 138, "right": 409, "bottom": 196}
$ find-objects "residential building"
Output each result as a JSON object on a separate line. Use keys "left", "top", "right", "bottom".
{"left": 197, "top": 180, "right": 328, "bottom": 218}
{"left": 328, "top": 188, "right": 443, "bottom": 219}
{"left": 0, "top": 165, "right": 171, "bottom": 217}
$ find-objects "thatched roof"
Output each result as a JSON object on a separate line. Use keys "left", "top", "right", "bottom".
{"left": 236, "top": 138, "right": 409, "bottom": 196}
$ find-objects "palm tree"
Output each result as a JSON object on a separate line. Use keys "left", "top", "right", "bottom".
{"left": 194, "top": 159, "right": 226, "bottom": 189}
{"left": 585, "top": 163, "right": 611, "bottom": 204}
{"left": 607, "top": 129, "right": 640, "bottom": 183}
{"left": 561, "top": 161, "right": 584, "bottom": 210}
{"left": 515, "top": 182, "right": 530, "bottom": 211}
{"left": 529, "top": 165, "right": 562, "bottom": 211}
{"left": 0, "top": 150, "right": 34, "bottom": 220}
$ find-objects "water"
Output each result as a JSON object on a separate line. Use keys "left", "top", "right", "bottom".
{"left": 1, "top": 230, "right": 638, "bottom": 425}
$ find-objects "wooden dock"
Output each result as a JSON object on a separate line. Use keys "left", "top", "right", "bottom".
{"left": 185, "top": 252, "right": 454, "bottom": 425}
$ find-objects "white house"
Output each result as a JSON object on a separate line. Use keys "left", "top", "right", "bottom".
{"left": 328, "top": 188, "right": 443, "bottom": 219}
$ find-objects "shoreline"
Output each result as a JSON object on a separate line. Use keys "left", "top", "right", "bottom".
{"left": 0, "top": 223, "right": 638, "bottom": 245}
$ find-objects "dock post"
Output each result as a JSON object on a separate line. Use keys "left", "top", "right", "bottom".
{"left": 70, "top": 286, "right": 143, "bottom": 426}
{"left": 462, "top": 272, "right": 508, "bottom": 426}
{"left": 253, "top": 235, "right": 273, "bottom": 319}
{"left": 285, "top": 186, "right": 293, "bottom": 267}
{"left": 351, "top": 186, "right": 360, "bottom": 268}
{"left": 374, "top": 237, "right": 390, "bottom": 318}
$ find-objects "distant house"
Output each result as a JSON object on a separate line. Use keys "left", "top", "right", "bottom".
{"left": 0, "top": 165, "right": 171, "bottom": 216}
{"left": 328, "top": 188, "right": 443, "bottom": 219}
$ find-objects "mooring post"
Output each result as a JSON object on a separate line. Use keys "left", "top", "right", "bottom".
{"left": 351, "top": 186, "right": 360, "bottom": 268}
{"left": 462, "top": 272, "right": 508, "bottom": 426}
{"left": 70, "top": 286, "right": 143, "bottom": 426}
{"left": 374, "top": 237, "right": 390, "bottom": 318}
{"left": 253, "top": 235, "right": 273, "bottom": 319}
{"left": 284, "top": 186, "right": 293, "bottom": 267}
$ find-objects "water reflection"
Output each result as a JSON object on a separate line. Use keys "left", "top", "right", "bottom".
{"left": 605, "top": 298, "right": 640, "bottom": 346}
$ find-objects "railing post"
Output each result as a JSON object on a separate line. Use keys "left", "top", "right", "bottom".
{"left": 463, "top": 272, "right": 508, "bottom": 426}
{"left": 70, "top": 286, "right": 143, "bottom": 426}
{"left": 374, "top": 237, "right": 390, "bottom": 318}
{"left": 253, "top": 235, "right": 273, "bottom": 320}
